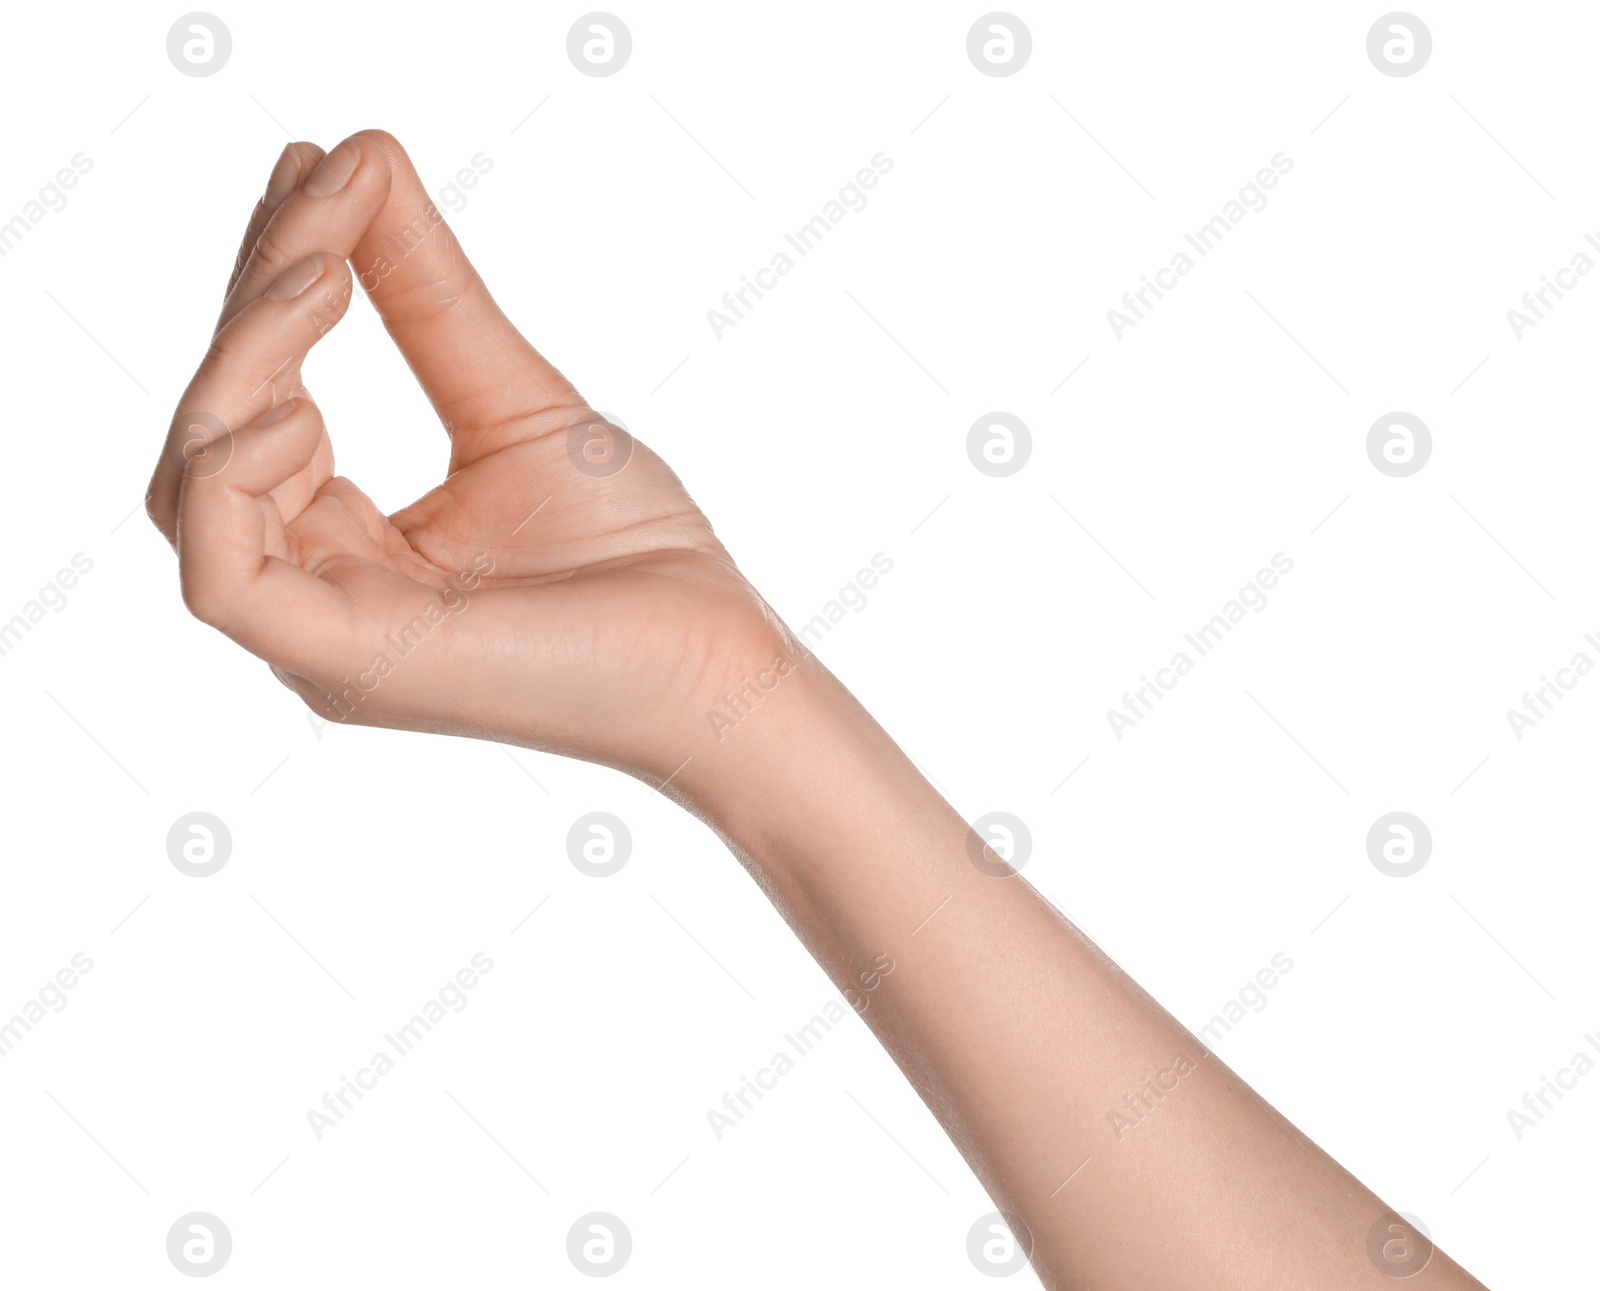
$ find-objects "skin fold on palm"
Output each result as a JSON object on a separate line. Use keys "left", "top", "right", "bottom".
{"left": 148, "top": 131, "right": 790, "bottom": 790}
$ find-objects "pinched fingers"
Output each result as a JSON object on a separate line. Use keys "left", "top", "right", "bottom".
{"left": 154, "top": 133, "right": 385, "bottom": 545}
{"left": 149, "top": 252, "right": 353, "bottom": 545}
{"left": 220, "top": 132, "right": 390, "bottom": 330}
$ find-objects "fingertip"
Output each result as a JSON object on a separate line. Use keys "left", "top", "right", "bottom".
{"left": 349, "top": 129, "right": 415, "bottom": 203}
{"left": 256, "top": 251, "right": 354, "bottom": 338}
{"left": 246, "top": 398, "right": 326, "bottom": 473}
{"left": 351, "top": 128, "right": 404, "bottom": 164}
{"left": 352, "top": 133, "right": 396, "bottom": 203}
{"left": 246, "top": 397, "right": 323, "bottom": 460}
{"left": 182, "top": 396, "right": 324, "bottom": 495}
{"left": 263, "top": 142, "right": 324, "bottom": 207}
{"left": 302, "top": 132, "right": 392, "bottom": 204}
{"left": 262, "top": 146, "right": 299, "bottom": 208}
{"left": 287, "top": 141, "right": 327, "bottom": 176}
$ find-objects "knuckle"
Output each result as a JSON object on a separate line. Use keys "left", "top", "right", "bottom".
{"left": 251, "top": 223, "right": 298, "bottom": 278}
{"left": 197, "top": 330, "right": 238, "bottom": 372}
{"left": 180, "top": 576, "right": 232, "bottom": 632}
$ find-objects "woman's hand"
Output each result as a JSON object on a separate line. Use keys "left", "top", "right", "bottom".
{"left": 148, "top": 131, "right": 789, "bottom": 789}
{"left": 148, "top": 130, "right": 1490, "bottom": 1290}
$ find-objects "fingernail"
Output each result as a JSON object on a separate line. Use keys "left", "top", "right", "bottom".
{"left": 263, "top": 144, "right": 301, "bottom": 207}
{"left": 254, "top": 400, "right": 298, "bottom": 427}
{"left": 302, "top": 141, "right": 358, "bottom": 197}
{"left": 265, "top": 254, "right": 324, "bottom": 300}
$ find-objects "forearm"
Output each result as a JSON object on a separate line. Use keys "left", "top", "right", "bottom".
{"left": 683, "top": 657, "right": 1485, "bottom": 1290}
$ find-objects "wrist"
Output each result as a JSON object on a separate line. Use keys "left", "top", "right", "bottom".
{"left": 676, "top": 650, "right": 866, "bottom": 829}
{"left": 675, "top": 649, "right": 965, "bottom": 917}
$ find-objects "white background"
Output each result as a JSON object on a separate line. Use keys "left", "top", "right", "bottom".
{"left": 0, "top": 1, "right": 1593, "bottom": 1285}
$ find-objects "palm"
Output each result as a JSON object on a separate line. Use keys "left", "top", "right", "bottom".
{"left": 266, "top": 395, "right": 767, "bottom": 777}
{"left": 396, "top": 425, "right": 717, "bottom": 579}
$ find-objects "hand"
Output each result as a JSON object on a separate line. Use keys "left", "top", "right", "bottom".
{"left": 148, "top": 131, "right": 789, "bottom": 787}
{"left": 147, "top": 132, "right": 1493, "bottom": 1291}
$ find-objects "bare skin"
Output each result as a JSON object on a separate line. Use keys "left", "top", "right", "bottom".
{"left": 149, "top": 131, "right": 1490, "bottom": 1289}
